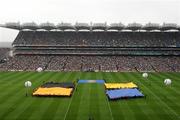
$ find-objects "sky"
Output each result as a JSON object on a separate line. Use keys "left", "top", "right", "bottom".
{"left": 0, "top": 0, "right": 180, "bottom": 43}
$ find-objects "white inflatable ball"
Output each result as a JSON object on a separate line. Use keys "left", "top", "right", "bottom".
{"left": 24, "top": 81, "right": 32, "bottom": 87}
{"left": 164, "top": 79, "right": 172, "bottom": 85}
{"left": 142, "top": 73, "right": 148, "bottom": 78}
{"left": 36, "top": 67, "right": 43, "bottom": 72}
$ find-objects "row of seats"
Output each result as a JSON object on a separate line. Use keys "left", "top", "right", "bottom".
{"left": 13, "top": 31, "right": 180, "bottom": 47}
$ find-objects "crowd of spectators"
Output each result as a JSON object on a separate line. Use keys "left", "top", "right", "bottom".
{"left": 0, "top": 48, "right": 9, "bottom": 59}
{"left": 0, "top": 55, "right": 51, "bottom": 71}
{"left": 0, "top": 55, "right": 180, "bottom": 72}
{"left": 13, "top": 48, "right": 180, "bottom": 56}
{"left": 1, "top": 31, "right": 180, "bottom": 72}
{"left": 13, "top": 31, "right": 180, "bottom": 47}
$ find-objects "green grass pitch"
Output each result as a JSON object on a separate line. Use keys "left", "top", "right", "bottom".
{"left": 0, "top": 71, "right": 179, "bottom": 120}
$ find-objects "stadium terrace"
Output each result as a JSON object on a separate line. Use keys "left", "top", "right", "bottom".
{"left": 0, "top": 22, "right": 180, "bottom": 120}
{"left": 0, "top": 22, "right": 180, "bottom": 72}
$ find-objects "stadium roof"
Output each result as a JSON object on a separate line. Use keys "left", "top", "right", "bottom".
{"left": 1, "top": 22, "right": 21, "bottom": 30}
{"left": 57, "top": 23, "right": 75, "bottom": 30}
{"left": 143, "top": 23, "right": 160, "bottom": 31}
{"left": 161, "top": 23, "right": 179, "bottom": 31}
{"left": 22, "top": 22, "right": 39, "bottom": 30}
{"left": 75, "top": 22, "right": 90, "bottom": 30}
{"left": 0, "top": 22, "right": 180, "bottom": 31}
{"left": 40, "top": 22, "right": 56, "bottom": 30}
{"left": 92, "top": 23, "right": 107, "bottom": 30}
{"left": 126, "top": 23, "right": 142, "bottom": 31}
{"left": 107, "top": 23, "right": 125, "bottom": 30}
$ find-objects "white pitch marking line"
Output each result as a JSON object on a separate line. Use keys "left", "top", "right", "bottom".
{"left": 105, "top": 91, "right": 114, "bottom": 120}
{"left": 138, "top": 75, "right": 180, "bottom": 119}
{"left": 63, "top": 84, "right": 78, "bottom": 120}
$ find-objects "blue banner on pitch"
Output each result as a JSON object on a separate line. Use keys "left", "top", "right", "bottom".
{"left": 78, "top": 80, "right": 105, "bottom": 84}
{"left": 106, "top": 88, "right": 144, "bottom": 100}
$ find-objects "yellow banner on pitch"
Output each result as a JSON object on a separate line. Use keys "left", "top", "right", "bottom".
{"left": 33, "top": 87, "right": 73, "bottom": 96}
{"left": 104, "top": 82, "right": 138, "bottom": 89}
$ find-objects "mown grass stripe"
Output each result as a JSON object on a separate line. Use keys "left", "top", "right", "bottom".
{"left": 127, "top": 72, "right": 167, "bottom": 120}
{"left": 0, "top": 72, "right": 47, "bottom": 120}
{"left": 61, "top": 72, "right": 86, "bottom": 120}
{"left": 115, "top": 72, "right": 137, "bottom": 120}
{"left": 63, "top": 73, "right": 79, "bottom": 120}
{"left": 29, "top": 72, "right": 68, "bottom": 120}
{"left": 150, "top": 73, "right": 180, "bottom": 115}
{"left": 0, "top": 72, "right": 179, "bottom": 120}
{"left": 52, "top": 72, "right": 80, "bottom": 120}
{"left": 102, "top": 72, "right": 125, "bottom": 120}
{"left": 13, "top": 72, "right": 56, "bottom": 120}
{"left": 0, "top": 72, "right": 37, "bottom": 105}
{"left": 133, "top": 73, "right": 179, "bottom": 120}
{"left": 124, "top": 72, "right": 159, "bottom": 120}
{"left": 146, "top": 73, "right": 180, "bottom": 108}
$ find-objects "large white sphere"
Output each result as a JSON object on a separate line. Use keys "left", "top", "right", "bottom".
{"left": 142, "top": 73, "right": 148, "bottom": 78}
{"left": 164, "top": 79, "right": 172, "bottom": 85}
{"left": 36, "top": 67, "right": 43, "bottom": 72}
{"left": 25, "top": 81, "right": 32, "bottom": 87}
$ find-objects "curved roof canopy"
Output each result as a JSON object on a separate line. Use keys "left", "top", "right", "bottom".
{"left": 40, "top": 22, "right": 56, "bottom": 30}
{"left": 57, "top": 23, "right": 75, "bottom": 30}
{"left": 161, "top": 23, "right": 178, "bottom": 30}
{"left": 22, "top": 22, "right": 39, "bottom": 30}
{"left": 143, "top": 23, "right": 160, "bottom": 30}
{"left": 126, "top": 23, "right": 142, "bottom": 31}
{"left": 92, "top": 23, "right": 107, "bottom": 30}
{"left": 0, "top": 22, "right": 179, "bottom": 31}
{"left": 108, "top": 23, "right": 125, "bottom": 30}
{"left": 2, "top": 22, "right": 21, "bottom": 30}
{"left": 75, "top": 22, "right": 90, "bottom": 30}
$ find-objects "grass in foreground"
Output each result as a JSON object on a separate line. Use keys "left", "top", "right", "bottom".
{"left": 0, "top": 71, "right": 179, "bottom": 120}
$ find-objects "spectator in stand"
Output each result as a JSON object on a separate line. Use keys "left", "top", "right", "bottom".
{"left": 1, "top": 55, "right": 180, "bottom": 72}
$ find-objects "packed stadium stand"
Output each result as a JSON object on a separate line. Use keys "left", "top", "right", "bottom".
{"left": 0, "top": 22, "right": 180, "bottom": 72}
{"left": 13, "top": 31, "right": 179, "bottom": 47}
{"left": 0, "top": 48, "right": 10, "bottom": 64}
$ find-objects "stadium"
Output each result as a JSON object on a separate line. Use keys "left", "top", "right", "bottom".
{"left": 0, "top": 21, "right": 179, "bottom": 120}
{"left": 0, "top": 22, "right": 180, "bottom": 72}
